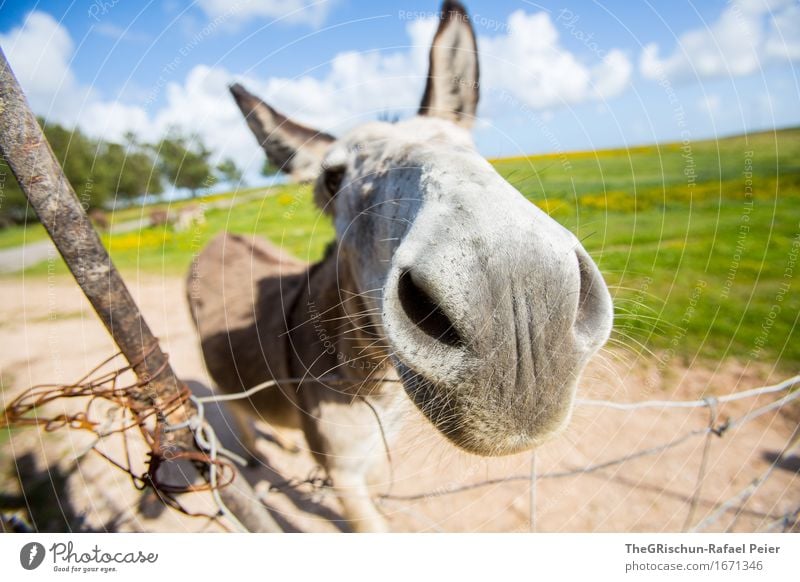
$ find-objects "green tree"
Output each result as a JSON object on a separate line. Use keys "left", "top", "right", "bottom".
{"left": 155, "top": 128, "right": 215, "bottom": 197}
{"left": 1, "top": 119, "right": 106, "bottom": 225}
{"left": 216, "top": 157, "right": 243, "bottom": 185}
{"left": 94, "top": 141, "right": 163, "bottom": 202}
{"left": 0, "top": 155, "right": 29, "bottom": 225}
{"left": 261, "top": 158, "right": 280, "bottom": 177}
{"left": 42, "top": 120, "right": 106, "bottom": 210}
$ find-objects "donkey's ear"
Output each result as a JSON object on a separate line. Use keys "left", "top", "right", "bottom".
{"left": 229, "top": 83, "right": 335, "bottom": 182}
{"left": 418, "top": 0, "right": 479, "bottom": 127}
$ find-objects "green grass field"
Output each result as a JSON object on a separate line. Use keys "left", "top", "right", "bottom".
{"left": 0, "top": 186, "right": 271, "bottom": 250}
{"left": 4, "top": 128, "right": 799, "bottom": 367}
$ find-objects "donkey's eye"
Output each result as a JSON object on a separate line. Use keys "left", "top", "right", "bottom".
{"left": 324, "top": 167, "right": 345, "bottom": 194}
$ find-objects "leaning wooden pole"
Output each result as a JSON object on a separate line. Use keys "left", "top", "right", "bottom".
{"left": 0, "top": 50, "right": 280, "bottom": 532}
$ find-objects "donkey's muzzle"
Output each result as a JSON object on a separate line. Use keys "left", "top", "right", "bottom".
{"left": 382, "top": 224, "right": 613, "bottom": 455}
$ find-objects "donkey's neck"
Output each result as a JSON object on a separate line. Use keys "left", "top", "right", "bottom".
{"left": 287, "top": 244, "right": 397, "bottom": 392}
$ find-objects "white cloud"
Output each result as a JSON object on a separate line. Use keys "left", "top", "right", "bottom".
{"left": 479, "top": 11, "right": 632, "bottom": 110}
{"left": 697, "top": 94, "right": 721, "bottom": 114}
{"left": 592, "top": 50, "right": 633, "bottom": 99}
{"left": 196, "top": 0, "right": 333, "bottom": 28}
{"left": 764, "top": 2, "right": 800, "bottom": 60}
{"left": 0, "top": 12, "right": 91, "bottom": 122}
{"left": 1, "top": 8, "right": 632, "bottom": 182}
{"left": 640, "top": 0, "right": 800, "bottom": 82}
{"left": 90, "top": 65, "right": 274, "bottom": 177}
{"left": 254, "top": 10, "right": 632, "bottom": 125}
{"left": 247, "top": 17, "right": 438, "bottom": 130}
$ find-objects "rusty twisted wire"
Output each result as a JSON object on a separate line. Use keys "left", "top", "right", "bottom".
{"left": 0, "top": 350, "right": 237, "bottom": 522}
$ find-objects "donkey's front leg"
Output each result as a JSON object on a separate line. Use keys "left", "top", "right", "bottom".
{"left": 301, "top": 392, "right": 399, "bottom": 532}
{"left": 327, "top": 467, "right": 389, "bottom": 533}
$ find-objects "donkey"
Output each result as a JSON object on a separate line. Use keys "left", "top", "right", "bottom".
{"left": 187, "top": 0, "right": 613, "bottom": 532}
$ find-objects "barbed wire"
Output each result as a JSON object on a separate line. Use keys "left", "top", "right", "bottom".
{"left": 2, "top": 354, "right": 798, "bottom": 532}
{"left": 316, "top": 375, "right": 799, "bottom": 532}
{"left": 197, "top": 371, "right": 799, "bottom": 532}
{"left": 758, "top": 506, "right": 800, "bottom": 533}
{"left": 694, "top": 425, "right": 800, "bottom": 533}
{"left": 576, "top": 374, "right": 800, "bottom": 410}
{"left": 0, "top": 352, "right": 240, "bottom": 528}
{"left": 374, "top": 379, "right": 798, "bottom": 500}
{"left": 0, "top": 365, "right": 398, "bottom": 532}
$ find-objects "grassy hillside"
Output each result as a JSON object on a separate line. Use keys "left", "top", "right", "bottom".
{"left": 8, "top": 128, "right": 800, "bottom": 367}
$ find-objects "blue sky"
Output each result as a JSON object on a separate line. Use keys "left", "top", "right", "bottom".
{"left": 1, "top": 0, "right": 798, "bottom": 178}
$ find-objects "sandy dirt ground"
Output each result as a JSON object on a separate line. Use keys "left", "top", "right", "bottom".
{"left": 0, "top": 275, "right": 797, "bottom": 533}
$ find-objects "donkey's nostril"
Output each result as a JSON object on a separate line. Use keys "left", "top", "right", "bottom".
{"left": 573, "top": 247, "right": 613, "bottom": 349}
{"left": 397, "top": 270, "right": 463, "bottom": 348}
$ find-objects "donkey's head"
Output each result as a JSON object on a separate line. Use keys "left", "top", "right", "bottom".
{"left": 230, "top": 1, "right": 613, "bottom": 456}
